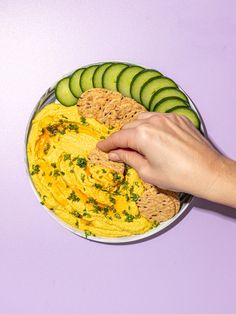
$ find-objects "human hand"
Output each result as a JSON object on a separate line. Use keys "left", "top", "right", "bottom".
{"left": 97, "top": 112, "right": 236, "bottom": 207}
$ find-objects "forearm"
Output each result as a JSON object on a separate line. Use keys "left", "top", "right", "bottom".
{"left": 199, "top": 157, "right": 236, "bottom": 208}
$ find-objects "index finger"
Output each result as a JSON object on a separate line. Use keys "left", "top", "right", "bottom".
{"left": 97, "top": 128, "right": 139, "bottom": 153}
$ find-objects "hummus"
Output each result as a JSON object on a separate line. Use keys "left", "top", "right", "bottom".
{"left": 27, "top": 103, "right": 152, "bottom": 238}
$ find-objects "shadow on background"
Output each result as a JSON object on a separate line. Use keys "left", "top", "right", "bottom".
{"left": 192, "top": 197, "right": 236, "bottom": 220}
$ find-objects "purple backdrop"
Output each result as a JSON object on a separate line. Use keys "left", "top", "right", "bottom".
{"left": 1, "top": 1, "right": 236, "bottom": 313}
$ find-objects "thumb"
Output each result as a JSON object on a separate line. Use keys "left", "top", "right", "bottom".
{"left": 108, "top": 149, "right": 147, "bottom": 173}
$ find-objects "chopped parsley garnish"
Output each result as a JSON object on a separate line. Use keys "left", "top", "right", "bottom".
{"left": 115, "top": 213, "right": 121, "bottom": 219}
{"left": 51, "top": 162, "right": 57, "bottom": 168}
{"left": 84, "top": 230, "right": 92, "bottom": 238}
{"left": 80, "top": 173, "right": 85, "bottom": 182}
{"left": 48, "top": 182, "right": 52, "bottom": 187}
{"left": 125, "top": 194, "right": 130, "bottom": 201}
{"left": 52, "top": 169, "right": 61, "bottom": 177}
{"left": 94, "top": 183, "right": 102, "bottom": 189}
{"left": 43, "top": 143, "right": 51, "bottom": 154}
{"left": 101, "top": 169, "right": 107, "bottom": 173}
{"left": 46, "top": 124, "right": 58, "bottom": 136}
{"left": 71, "top": 210, "right": 82, "bottom": 218}
{"left": 109, "top": 196, "right": 116, "bottom": 204}
{"left": 124, "top": 213, "right": 135, "bottom": 223}
{"left": 64, "top": 153, "right": 71, "bottom": 161}
{"left": 61, "top": 115, "right": 68, "bottom": 120}
{"left": 76, "top": 157, "right": 87, "bottom": 168}
{"left": 112, "top": 172, "right": 121, "bottom": 181}
{"left": 31, "top": 164, "right": 40, "bottom": 175}
{"left": 68, "top": 124, "right": 79, "bottom": 132}
{"left": 87, "top": 197, "right": 97, "bottom": 204}
{"left": 100, "top": 136, "right": 106, "bottom": 140}
{"left": 67, "top": 191, "right": 80, "bottom": 202}
{"left": 130, "top": 193, "right": 139, "bottom": 202}
{"left": 80, "top": 116, "right": 87, "bottom": 125}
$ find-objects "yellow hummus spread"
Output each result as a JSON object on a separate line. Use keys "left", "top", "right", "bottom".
{"left": 27, "top": 103, "right": 152, "bottom": 238}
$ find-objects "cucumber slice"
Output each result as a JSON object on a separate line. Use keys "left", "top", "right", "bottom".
{"left": 93, "top": 62, "right": 112, "bottom": 88}
{"left": 80, "top": 65, "right": 99, "bottom": 92}
{"left": 167, "top": 106, "right": 200, "bottom": 129}
{"left": 69, "top": 68, "right": 85, "bottom": 98}
{"left": 55, "top": 77, "right": 78, "bottom": 107}
{"left": 102, "top": 63, "right": 129, "bottom": 91}
{"left": 140, "top": 77, "right": 177, "bottom": 109}
{"left": 153, "top": 97, "right": 188, "bottom": 113}
{"left": 117, "top": 65, "right": 144, "bottom": 97}
{"left": 130, "top": 69, "right": 162, "bottom": 103}
{"left": 149, "top": 87, "right": 188, "bottom": 111}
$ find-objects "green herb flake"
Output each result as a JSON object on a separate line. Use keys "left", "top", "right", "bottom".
{"left": 61, "top": 115, "right": 68, "bottom": 120}
{"left": 130, "top": 193, "right": 139, "bottom": 202}
{"left": 88, "top": 197, "right": 97, "bottom": 204}
{"left": 94, "top": 183, "right": 102, "bottom": 189}
{"left": 80, "top": 116, "right": 87, "bottom": 125}
{"left": 84, "top": 230, "right": 92, "bottom": 238}
{"left": 76, "top": 157, "right": 87, "bottom": 168}
{"left": 64, "top": 153, "right": 71, "bottom": 161}
{"left": 46, "top": 124, "right": 58, "bottom": 136}
{"left": 51, "top": 162, "right": 57, "bottom": 168}
{"left": 43, "top": 143, "right": 51, "bottom": 155}
{"left": 109, "top": 196, "right": 116, "bottom": 204}
{"left": 101, "top": 169, "right": 107, "bottom": 173}
{"left": 112, "top": 172, "right": 121, "bottom": 181}
{"left": 100, "top": 136, "right": 106, "bottom": 140}
{"left": 80, "top": 173, "right": 85, "bottom": 182}
{"left": 53, "top": 169, "right": 61, "bottom": 177}
{"left": 31, "top": 164, "right": 40, "bottom": 175}
{"left": 67, "top": 191, "right": 80, "bottom": 202}
{"left": 68, "top": 124, "right": 79, "bottom": 132}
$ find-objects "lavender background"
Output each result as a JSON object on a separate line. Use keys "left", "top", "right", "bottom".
{"left": 1, "top": 1, "right": 236, "bottom": 313}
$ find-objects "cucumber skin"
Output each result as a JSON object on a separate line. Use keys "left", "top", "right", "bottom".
{"left": 93, "top": 62, "right": 112, "bottom": 88}
{"left": 116, "top": 65, "right": 144, "bottom": 97}
{"left": 167, "top": 106, "right": 200, "bottom": 129}
{"left": 140, "top": 77, "right": 177, "bottom": 109}
{"left": 153, "top": 97, "right": 188, "bottom": 113}
{"left": 69, "top": 68, "right": 85, "bottom": 98}
{"left": 102, "top": 63, "right": 129, "bottom": 90}
{"left": 55, "top": 77, "right": 78, "bottom": 107}
{"left": 149, "top": 87, "right": 188, "bottom": 111}
{"left": 80, "top": 65, "right": 98, "bottom": 92}
{"left": 130, "top": 69, "right": 162, "bottom": 103}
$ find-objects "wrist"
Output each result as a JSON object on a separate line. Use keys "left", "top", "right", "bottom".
{"left": 200, "top": 156, "right": 236, "bottom": 208}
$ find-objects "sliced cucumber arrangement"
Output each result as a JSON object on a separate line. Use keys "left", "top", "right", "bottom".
{"left": 140, "top": 77, "right": 177, "bottom": 109}
{"left": 117, "top": 65, "right": 144, "bottom": 97}
{"left": 54, "top": 61, "right": 201, "bottom": 130}
{"left": 102, "top": 63, "right": 129, "bottom": 91}
{"left": 167, "top": 106, "right": 200, "bottom": 129}
{"left": 149, "top": 87, "right": 188, "bottom": 111}
{"left": 130, "top": 69, "right": 162, "bottom": 103}
{"left": 55, "top": 77, "right": 78, "bottom": 107}
{"left": 80, "top": 65, "right": 99, "bottom": 92}
{"left": 69, "top": 68, "right": 85, "bottom": 98}
{"left": 93, "top": 62, "right": 112, "bottom": 88}
{"left": 153, "top": 97, "right": 188, "bottom": 113}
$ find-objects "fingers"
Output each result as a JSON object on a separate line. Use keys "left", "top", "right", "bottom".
{"left": 137, "top": 112, "right": 160, "bottom": 120}
{"left": 108, "top": 149, "right": 148, "bottom": 173}
{"left": 97, "top": 128, "right": 139, "bottom": 153}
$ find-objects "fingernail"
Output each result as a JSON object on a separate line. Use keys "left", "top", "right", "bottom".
{"left": 108, "top": 152, "right": 120, "bottom": 161}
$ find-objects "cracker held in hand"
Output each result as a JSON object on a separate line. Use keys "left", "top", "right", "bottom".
{"left": 137, "top": 185, "right": 180, "bottom": 223}
{"left": 88, "top": 147, "right": 124, "bottom": 174}
{"left": 77, "top": 88, "right": 146, "bottom": 128}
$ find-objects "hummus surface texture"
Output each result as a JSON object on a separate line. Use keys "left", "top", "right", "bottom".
{"left": 27, "top": 103, "right": 153, "bottom": 238}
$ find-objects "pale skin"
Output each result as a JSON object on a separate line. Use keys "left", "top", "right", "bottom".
{"left": 97, "top": 112, "right": 236, "bottom": 209}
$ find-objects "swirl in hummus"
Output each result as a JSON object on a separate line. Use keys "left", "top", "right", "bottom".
{"left": 27, "top": 103, "right": 153, "bottom": 238}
